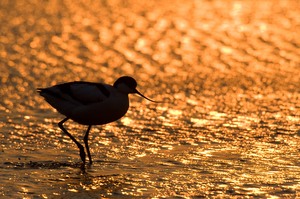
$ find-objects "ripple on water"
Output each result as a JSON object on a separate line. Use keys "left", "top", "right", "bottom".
{"left": 1, "top": 0, "right": 300, "bottom": 198}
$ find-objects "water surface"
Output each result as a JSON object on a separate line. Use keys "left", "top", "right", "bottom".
{"left": 1, "top": 0, "right": 300, "bottom": 198}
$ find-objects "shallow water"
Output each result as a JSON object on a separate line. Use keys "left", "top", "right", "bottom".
{"left": 1, "top": 0, "right": 300, "bottom": 198}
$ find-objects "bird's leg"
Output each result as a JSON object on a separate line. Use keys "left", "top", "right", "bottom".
{"left": 84, "top": 125, "right": 93, "bottom": 165}
{"left": 58, "top": 118, "right": 86, "bottom": 164}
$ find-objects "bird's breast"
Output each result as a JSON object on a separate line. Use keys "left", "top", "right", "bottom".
{"left": 71, "top": 93, "right": 130, "bottom": 125}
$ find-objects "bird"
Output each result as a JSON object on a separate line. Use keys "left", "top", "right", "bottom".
{"left": 38, "top": 76, "right": 159, "bottom": 165}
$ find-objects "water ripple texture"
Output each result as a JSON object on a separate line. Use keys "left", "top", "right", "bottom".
{"left": 1, "top": 0, "right": 300, "bottom": 198}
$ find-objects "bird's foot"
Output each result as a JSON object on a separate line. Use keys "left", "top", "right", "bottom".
{"left": 88, "top": 159, "right": 93, "bottom": 165}
{"left": 80, "top": 162, "right": 86, "bottom": 173}
{"left": 79, "top": 146, "right": 86, "bottom": 164}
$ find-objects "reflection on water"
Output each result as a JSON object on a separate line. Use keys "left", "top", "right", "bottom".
{"left": 1, "top": 0, "right": 300, "bottom": 198}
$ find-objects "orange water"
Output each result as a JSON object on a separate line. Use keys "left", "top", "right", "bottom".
{"left": 1, "top": 0, "right": 300, "bottom": 198}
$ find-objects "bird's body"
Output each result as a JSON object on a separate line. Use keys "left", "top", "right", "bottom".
{"left": 39, "top": 81, "right": 130, "bottom": 125}
{"left": 38, "top": 76, "right": 157, "bottom": 166}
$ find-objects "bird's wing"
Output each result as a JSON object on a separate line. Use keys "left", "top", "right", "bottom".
{"left": 68, "top": 82, "right": 110, "bottom": 104}
{"left": 39, "top": 81, "right": 111, "bottom": 105}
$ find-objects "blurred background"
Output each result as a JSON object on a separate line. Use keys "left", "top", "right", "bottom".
{"left": 1, "top": 0, "right": 300, "bottom": 198}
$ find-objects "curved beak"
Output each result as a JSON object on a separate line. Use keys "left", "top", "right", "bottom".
{"left": 134, "top": 88, "right": 159, "bottom": 103}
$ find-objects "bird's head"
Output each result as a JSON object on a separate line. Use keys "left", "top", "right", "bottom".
{"left": 114, "top": 76, "right": 158, "bottom": 103}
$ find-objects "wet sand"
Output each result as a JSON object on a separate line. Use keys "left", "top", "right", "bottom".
{"left": 1, "top": 0, "right": 300, "bottom": 198}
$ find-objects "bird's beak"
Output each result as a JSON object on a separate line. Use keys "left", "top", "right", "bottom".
{"left": 134, "top": 89, "right": 159, "bottom": 103}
